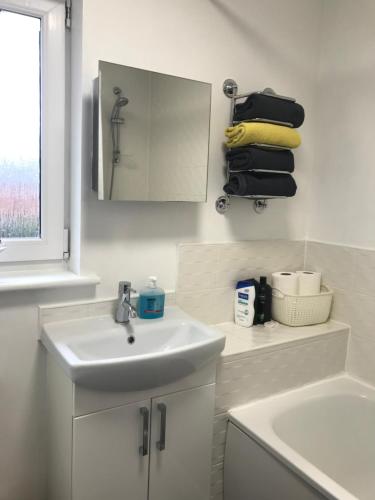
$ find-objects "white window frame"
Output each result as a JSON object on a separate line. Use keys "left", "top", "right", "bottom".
{"left": 0, "top": 0, "right": 65, "bottom": 262}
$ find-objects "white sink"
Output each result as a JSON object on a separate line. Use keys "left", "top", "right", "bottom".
{"left": 41, "top": 306, "right": 225, "bottom": 391}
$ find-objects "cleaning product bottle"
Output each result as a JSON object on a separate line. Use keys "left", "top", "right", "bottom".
{"left": 234, "top": 279, "right": 256, "bottom": 327}
{"left": 137, "top": 276, "right": 165, "bottom": 319}
{"left": 255, "top": 276, "right": 272, "bottom": 324}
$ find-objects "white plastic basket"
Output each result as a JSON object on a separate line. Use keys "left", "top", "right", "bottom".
{"left": 271, "top": 285, "right": 333, "bottom": 327}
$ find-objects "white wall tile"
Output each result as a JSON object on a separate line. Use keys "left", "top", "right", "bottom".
{"left": 210, "top": 461, "right": 224, "bottom": 500}
{"left": 353, "top": 249, "right": 375, "bottom": 296}
{"left": 211, "top": 413, "right": 229, "bottom": 466}
{"left": 347, "top": 335, "right": 375, "bottom": 383}
{"left": 215, "top": 334, "right": 347, "bottom": 414}
{"left": 40, "top": 303, "right": 93, "bottom": 325}
{"left": 305, "top": 242, "right": 356, "bottom": 290}
{"left": 177, "top": 244, "right": 220, "bottom": 292}
{"left": 40, "top": 293, "right": 176, "bottom": 330}
{"left": 177, "top": 240, "right": 305, "bottom": 324}
{"left": 306, "top": 241, "right": 375, "bottom": 385}
{"left": 331, "top": 288, "right": 375, "bottom": 342}
{"left": 176, "top": 287, "right": 234, "bottom": 325}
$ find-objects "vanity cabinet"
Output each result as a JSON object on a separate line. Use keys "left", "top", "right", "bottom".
{"left": 72, "top": 385, "right": 214, "bottom": 500}
{"left": 46, "top": 355, "right": 216, "bottom": 500}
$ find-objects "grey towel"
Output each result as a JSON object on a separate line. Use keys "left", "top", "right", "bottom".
{"left": 224, "top": 172, "right": 297, "bottom": 197}
{"left": 226, "top": 146, "right": 294, "bottom": 173}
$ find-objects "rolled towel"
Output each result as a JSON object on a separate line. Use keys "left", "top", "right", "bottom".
{"left": 233, "top": 93, "right": 305, "bottom": 128}
{"left": 226, "top": 146, "right": 294, "bottom": 173}
{"left": 224, "top": 172, "right": 297, "bottom": 197}
{"left": 225, "top": 122, "right": 301, "bottom": 149}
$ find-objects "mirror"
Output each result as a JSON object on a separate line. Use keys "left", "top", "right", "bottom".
{"left": 93, "top": 61, "right": 212, "bottom": 202}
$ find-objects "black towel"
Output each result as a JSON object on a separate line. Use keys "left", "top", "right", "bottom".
{"left": 233, "top": 93, "right": 305, "bottom": 128}
{"left": 224, "top": 172, "right": 297, "bottom": 197}
{"left": 226, "top": 146, "right": 294, "bottom": 173}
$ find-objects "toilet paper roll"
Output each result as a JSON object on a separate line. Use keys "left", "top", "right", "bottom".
{"left": 272, "top": 272, "right": 298, "bottom": 295}
{"left": 296, "top": 271, "right": 321, "bottom": 296}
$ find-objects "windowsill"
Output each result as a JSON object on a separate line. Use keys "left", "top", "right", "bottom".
{"left": 0, "top": 269, "right": 100, "bottom": 292}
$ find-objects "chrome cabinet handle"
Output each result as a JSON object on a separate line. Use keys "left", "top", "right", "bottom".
{"left": 139, "top": 407, "right": 149, "bottom": 456}
{"left": 156, "top": 403, "right": 167, "bottom": 451}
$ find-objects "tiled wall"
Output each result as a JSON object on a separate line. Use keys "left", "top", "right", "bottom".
{"left": 176, "top": 240, "right": 350, "bottom": 500}
{"left": 305, "top": 241, "right": 375, "bottom": 384}
{"left": 176, "top": 240, "right": 305, "bottom": 325}
{"left": 39, "top": 292, "right": 176, "bottom": 329}
{"left": 210, "top": 331, "right": 348, "bottom": 500}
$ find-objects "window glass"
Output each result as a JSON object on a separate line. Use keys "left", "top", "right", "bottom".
{"left": 0, "top": 10, "right": 41, "bottom": 239}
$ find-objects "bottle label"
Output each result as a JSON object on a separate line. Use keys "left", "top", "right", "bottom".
{"left": 146, "top": 298, "right": 156, "bottom": 310}
{"left": 139, "top": 294, "right": 165, "bottom": 318}
{"left": 235, "top": 285, "right": 255, "bottom": 327}
{"left": 143, "top": 297, "right": 163, "bottom": 313}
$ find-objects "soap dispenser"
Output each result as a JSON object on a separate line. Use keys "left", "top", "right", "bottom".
{"left": 137, "top": 276, "right": 165, "bottom": 319}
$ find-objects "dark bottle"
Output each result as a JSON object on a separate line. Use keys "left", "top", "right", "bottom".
{"left": 256, "top": 276, "right": 272, "bottom": 325}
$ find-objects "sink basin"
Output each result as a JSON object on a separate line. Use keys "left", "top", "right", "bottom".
{"left": 41, "top": 306, "right": 225, "bottom": 391}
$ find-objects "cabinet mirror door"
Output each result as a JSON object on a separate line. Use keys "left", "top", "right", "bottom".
{"left": 93, "top": 61, "right": 211, "bottom": 202}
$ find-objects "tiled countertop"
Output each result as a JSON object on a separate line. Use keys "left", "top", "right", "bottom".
{"left": 214, "top": 320, "right": 350, "bottom": 362}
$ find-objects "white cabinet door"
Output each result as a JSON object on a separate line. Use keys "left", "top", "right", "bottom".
{"left": 149, "top": 384, "right": 215, "bottom": 500}
{"left": 72, "top": 399, "right": 150, "bottom": 500}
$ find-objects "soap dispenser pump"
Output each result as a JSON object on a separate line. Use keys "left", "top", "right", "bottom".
{"left": 137, "top": 276, "right": 165, "bottom": 319}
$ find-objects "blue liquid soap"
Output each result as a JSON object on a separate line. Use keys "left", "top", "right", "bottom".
{"left": 137, "top": 276, "right": 165, "bottom": 319}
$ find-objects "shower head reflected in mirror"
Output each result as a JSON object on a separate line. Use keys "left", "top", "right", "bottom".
{"left": 117, "top": 96, "right": 129, "bottom": 107}
{"left": 111, "top": 88, "right": 129, "bottom": 122}
{"left": 110, "top": 87, "right": 129, "bottom": 200}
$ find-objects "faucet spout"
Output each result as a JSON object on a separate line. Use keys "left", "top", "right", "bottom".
{"left": 116, "top": 281, "right": 137, "bottom": 323}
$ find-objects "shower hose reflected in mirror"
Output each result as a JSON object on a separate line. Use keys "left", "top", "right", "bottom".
{"left": 109, "top": 86, "right": 129, "bottom": 200}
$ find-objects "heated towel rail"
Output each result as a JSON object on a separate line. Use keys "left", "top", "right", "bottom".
{"left": 216, "top": 79, "right": 297, "bottom": 214}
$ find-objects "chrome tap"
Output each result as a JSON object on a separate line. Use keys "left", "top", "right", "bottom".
{"left": 115, "top": 281, "right": 137, "bottom": 323}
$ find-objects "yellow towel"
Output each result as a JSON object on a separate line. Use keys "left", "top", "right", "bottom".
{"left": 225, "top": 122, "right": 301, "bottom": 149}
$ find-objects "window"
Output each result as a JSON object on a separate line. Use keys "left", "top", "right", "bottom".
{"left": 0, "top": 1, "right": 65, "bottom": 262}
{"left": 0, "top": 11, "right": 41, "bottom": 239}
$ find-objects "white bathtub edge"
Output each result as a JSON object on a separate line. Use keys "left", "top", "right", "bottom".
{"left": 228, "top": 374, "right": 371, "bottom": 500}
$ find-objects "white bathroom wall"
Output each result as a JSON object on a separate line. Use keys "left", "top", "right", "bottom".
{"left": 307, "top": 0, "right": 375, "bottom": 248}
{"left": 0, "top": 284, "right": 97, "bottom": 500}
{"left": 305, "top": 0, "right": 375, "bottom": 385}
{"left": 79, "top": 0, "right": 323, "bottom": 295}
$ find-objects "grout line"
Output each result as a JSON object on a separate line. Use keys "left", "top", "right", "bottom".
{"left": 211, "top": 456, "right": 226, "bottom": 466}
{"left": 305, "top": 238, "right": 375, "bottom": 252}
{"left": 214, "top": 410, "right": 228, "bottom": 418}
{"left": 343, "top": 331, "right": 351, "bottom": 372}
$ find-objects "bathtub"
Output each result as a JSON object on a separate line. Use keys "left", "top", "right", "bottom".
{"left": 224, "top": 375, "right": 375, "bottom": 500}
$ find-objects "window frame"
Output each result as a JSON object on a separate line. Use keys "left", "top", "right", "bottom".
{"left": 0, "top": 0, "right": 65, "bottom": 262}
